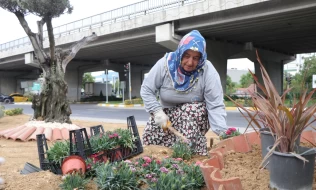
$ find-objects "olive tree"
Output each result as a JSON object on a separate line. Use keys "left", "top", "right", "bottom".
{"left": 0, "top": 0, "right": 97, "bottom": 123}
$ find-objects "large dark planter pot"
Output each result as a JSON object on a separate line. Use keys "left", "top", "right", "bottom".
{"left": 260, "top": 128, "right": 301, "bottom": 169}
{"left": 267, "top": 145, "right": 316, "bottom": 190}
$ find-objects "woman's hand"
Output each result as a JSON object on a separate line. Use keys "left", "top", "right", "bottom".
{"left": 153, "top": 109, "right": 169, "bottom": 129}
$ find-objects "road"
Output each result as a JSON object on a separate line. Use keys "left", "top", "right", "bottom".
{"left": 3, "top": 103, "right": 251, "bottom": 128}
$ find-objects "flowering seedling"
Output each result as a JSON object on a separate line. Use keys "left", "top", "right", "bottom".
{"left": 172, "top": 140, "right": 194, "bottom": 160}
{"left": 219, "top": 127, "right": 241, "bottom": 140}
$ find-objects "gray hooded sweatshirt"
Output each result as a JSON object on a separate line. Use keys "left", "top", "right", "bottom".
{"left": 140, "top": 57, "right": 227, "bottom": 135}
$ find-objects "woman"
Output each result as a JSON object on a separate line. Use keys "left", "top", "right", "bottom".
{"left": 140, "top": 30, "right": 227, "bottom": 155}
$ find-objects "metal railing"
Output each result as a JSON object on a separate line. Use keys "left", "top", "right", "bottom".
{"left": 0, "top": 0, "right": 203, "bottom": 52}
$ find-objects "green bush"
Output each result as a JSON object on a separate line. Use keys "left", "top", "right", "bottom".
{"left": 95, "top": 161, "right": 139, "bottom": 190}
{"left": 124, "top": 98, "right": 143, "bottom": 105}
{"left": 0, "top": 105, "right": 5, "bottom": 118}
{"left": 59, "top": 173, "right": 89, "bottom": 190}
{"left": 4, "top": 108, "right": 23, "bottom": 116}
{"left": 172, "top": 140, "right": 193, "bottom": 161}
{"left": 124, "top": 100, "right": 132, "bottom": 105}
{"left": 80, "top": 96, "right": 122, "bottom": 102}
{"left": 132, "top": 98, "right": 143, "bottom": 104}
{"left": 47, "top": 140, "right": 70, "bottom": 166}
{"left": 23, "top": 93, "right": 34, "bottom": 102}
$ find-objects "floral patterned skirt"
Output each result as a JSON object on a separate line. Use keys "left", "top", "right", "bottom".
{"left": 142, "top": 102, "right": 210, "bottom": 155}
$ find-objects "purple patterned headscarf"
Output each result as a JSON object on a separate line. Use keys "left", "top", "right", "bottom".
{"left": 165, "top": 30, "right": 207, "bottom": 92}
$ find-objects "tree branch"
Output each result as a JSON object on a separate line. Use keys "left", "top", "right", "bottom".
{"left": 62, "top": 32, "right": 98, "bottom": 72}
{"left": 37, "top": 18, "right": 46, "bottom": 49}
{"left": 46, "top": 17, "right": 55, "bottom": 62}
{"left": 14, "top": 11, "right": 47, "bottom": 63}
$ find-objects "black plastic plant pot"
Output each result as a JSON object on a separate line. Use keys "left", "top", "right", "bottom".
{"left": 267, "top": 145, "right": 316, "bottom": 190}
{"left": 259, "top": 128, "right": 275, "bottom": 169}
{"left": 20, "top": 162, "right": 43, "bottom": 175}
{"left": 260, "top": 128, "right": 301, "bottom": 169}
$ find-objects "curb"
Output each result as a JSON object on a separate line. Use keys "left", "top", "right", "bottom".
{"left": 13, "top": 102, "right": 32, "bottom": 105}
{"left": 12, "top": 102, "right": 253, "bottom": 111}
{"left": 97, "top": 103, "right": 144, "bottom": 108}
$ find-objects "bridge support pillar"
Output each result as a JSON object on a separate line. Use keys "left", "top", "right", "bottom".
{"left": 0, "top": 76, "right": 16, "bottom": 95}
{"left": 244, "top": 49, "right": 294, "bottom": 95}
{"left": 65, "top": 69, "right": 81, "bottom": 102}
{"left": 155, "top": 23, "right": 181, "bottom": 51}
{"left": 206, "top": 40, "right": 245, "bottom": 94}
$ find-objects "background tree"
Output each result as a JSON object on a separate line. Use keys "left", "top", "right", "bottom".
{"left": 82, "top": 73, "right": 95, "bottom": 89}
{"left": 226, "top": 75, "right": 237, "bottom": 95}
{"left": 292, "top": 56, "right": 316, "bottom": 93}
{"left": 0, "top": 0, "right": 97, "bottom": 123}
{"left": 239, "top": 72, "right": 253, "bottom": 88}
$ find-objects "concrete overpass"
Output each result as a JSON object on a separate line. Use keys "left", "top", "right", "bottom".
{"left": 1, "top": 0, "right": 315, "bottom": 101}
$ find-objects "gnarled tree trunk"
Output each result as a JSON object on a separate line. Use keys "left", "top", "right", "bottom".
{"left": 32, "top": 54, "right": 72, "bottom": 123}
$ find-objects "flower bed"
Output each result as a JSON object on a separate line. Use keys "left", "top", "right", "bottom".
{"left": 38, "top": 116, "right": 143, "bottom": 175}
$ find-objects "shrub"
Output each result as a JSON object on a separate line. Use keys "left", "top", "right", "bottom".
{"left": 47, "top": 140, "right": 70, "bottom": 166}
{"left": 89, "top": 129, "right": 136, "bottom": 153}
{"left": 0, "top": 105, "right": 4, "bottom": 118}
{"left": 124, "top": 98, "right": 143, "bottom": 105}
{"left": 130, "top": 156, "right": 205, "bottom": 189}
{"left": 132, "top": 98, "right": 143, "bottom": 104}
{"left": 59, "top": 173, "right": 89, "bottom": 190}
{"left": 23, "top": 93, "right": 34, "bottom": 102}
{"left": 95, "top": 161, "right": 139, "bottom": 190}
{"left": 4, "top": 108, "right": 23, "bottom": 116}
{"left": 171, "top": 140, "right": 193, "bottom": 160}
{"left": 124, "top": 100, "right": 132, "bottom": 105}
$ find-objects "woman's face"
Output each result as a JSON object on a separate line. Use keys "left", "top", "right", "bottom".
{"left": 181, "top": 50, "right": 201, "bottom": 72}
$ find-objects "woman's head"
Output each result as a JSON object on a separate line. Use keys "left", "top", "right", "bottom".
{"left": 181, "top": 49, "right": 201, "bottom": 72}
{"left": 165, "top": 30, "right": 206, "bottom": 92}
{"left": 177, "top": 30, "right": 207, "bottom": 74}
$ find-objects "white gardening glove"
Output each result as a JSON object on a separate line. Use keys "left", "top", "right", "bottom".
{"left": 153, "top": 109, "right": 169, "bottom": 129}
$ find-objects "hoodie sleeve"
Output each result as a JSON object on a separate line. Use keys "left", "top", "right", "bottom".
{"left": 204, "top": 63, "right": 228, "bottom": 135}
{"left": 140, "top": 57, "right": 166, "bottom": 113}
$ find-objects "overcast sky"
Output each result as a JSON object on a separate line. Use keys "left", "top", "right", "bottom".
{"left": 0, "top": 0, "right": 143, "bottom": 43}
{"left": 0, "top": 0, "right": 254, "bottom": 70}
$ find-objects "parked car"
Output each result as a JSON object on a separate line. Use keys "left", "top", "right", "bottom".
{"left": 0, "top": 93, "right": 14, "bottom": 104}
{"left": 9, "top": 93, "right": 28, "bottom": 102}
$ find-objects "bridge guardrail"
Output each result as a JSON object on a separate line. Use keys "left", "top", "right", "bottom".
{"left": 0, "top": 0, "right": 203, "bottom": 52}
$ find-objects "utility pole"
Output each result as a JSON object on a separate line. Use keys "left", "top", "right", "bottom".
{"left": 124, "top": 63, "right": 132, "bottom": 101}
{"left": 112, "top": 76, "right": 115, "bottom": 94}
{"left": 285, "top": 73, "right": 292, "bottom": 106}
{"left": 105, "top": 69, "right": 108, "bottom": 103}
{"left": 128, "top": 62, "right": 131, "bottom": 101}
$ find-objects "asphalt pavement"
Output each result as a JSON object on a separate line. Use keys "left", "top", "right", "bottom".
{"left": 3, "top": 103, "right": 250, "bottom": 128}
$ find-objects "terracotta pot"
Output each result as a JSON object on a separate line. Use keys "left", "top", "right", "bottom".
{"left": 61, "top": 155, "right": 86, "bottom": 175}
